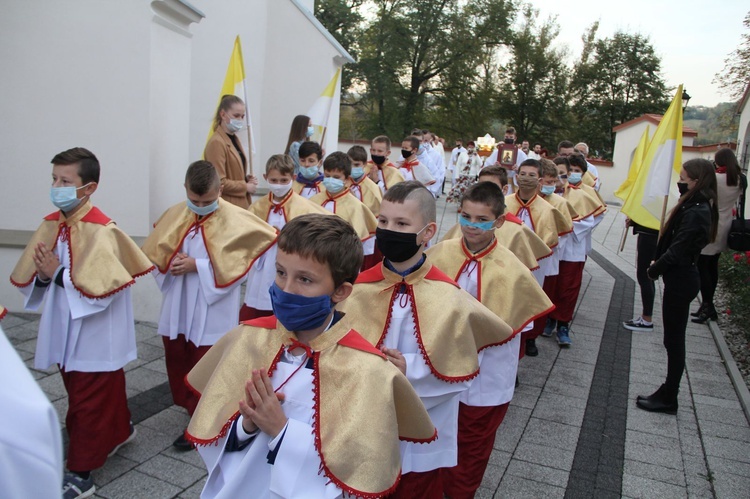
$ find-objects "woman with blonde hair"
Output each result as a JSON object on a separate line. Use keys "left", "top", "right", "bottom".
{"left": 204, "top": 95, "right": 257, "bottom": 209}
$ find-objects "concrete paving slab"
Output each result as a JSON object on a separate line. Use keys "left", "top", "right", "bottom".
{"left": 621, "top": 473, "right": 688, "bottom": 499}
{"left": 136, "top": 454, "right": 206, "bottom": 489}
{"left": 97, "top": 470, "right": 183, "bottom": 499}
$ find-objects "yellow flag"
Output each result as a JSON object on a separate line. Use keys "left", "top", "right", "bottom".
{"left": 306, "top": 69, "right": 341, "bottom": 144}
{"left": 613, "top": 126, "right": 650, "bottom": 202}
{"left": 206, "top": 36, "right": 252, "bottom": 149}
{"left": 620, "top": 85, "right": 684, "bottom": 230}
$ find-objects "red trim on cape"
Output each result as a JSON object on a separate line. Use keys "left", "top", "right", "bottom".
{"left": 400, "top": 427, "right": 438, "bottom": 444}
{"left": 477, "top": 328, "right": 521, "bottom": 352}
{"left": 512, "top": 303, "right": 556, "bottom": 336}
{"left": 44, "top": 206, "right": 111, "bottom": 225}
{"left": 0, "top": 307, "right": 7, "bottom": 321}
{"left": 185, "top": 411, "right": 239, "bottom": 447}
{"left": 241, "top": 315, "right": 278, "bottom": 328}
{"left": 337, "top": 329, "right": 386, "bottom": 359}
{"left": 504, "top": 212, "right": 523, "bottom": 225}
{"left": 356, "top": 263, "right": 385, "bottom": 283}
{"left": 424, "top": 265, "right": 459, "bottom": 288}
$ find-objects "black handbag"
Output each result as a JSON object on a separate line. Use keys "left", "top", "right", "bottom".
{"left": 727, "top": 173, "right": 750, "bottom": 251}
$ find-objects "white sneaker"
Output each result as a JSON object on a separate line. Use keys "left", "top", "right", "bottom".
{"left": 623, "top": 317, "right": 654, "bottom": 332}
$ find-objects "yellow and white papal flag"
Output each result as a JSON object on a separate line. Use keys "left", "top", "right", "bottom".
{"left": 306, "top": 69, "right": 341, "bottom": 147}
{"left": 614, "top": 125, "right": 650, "bottom": 203}
{"left": 620, "top": 85, "right": 684, "bottom": 231}
{"left": 206, "top": 36, "right": 255, "bottom": 159}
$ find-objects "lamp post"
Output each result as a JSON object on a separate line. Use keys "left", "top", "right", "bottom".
{"left": 681, "top": 89, "right": 691, "bottom": 112}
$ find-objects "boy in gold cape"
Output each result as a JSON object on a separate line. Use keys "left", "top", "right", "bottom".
{"left": 186, "top": 214, "right": 435, "bottom": 498}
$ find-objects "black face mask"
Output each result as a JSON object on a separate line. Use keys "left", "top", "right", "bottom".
{"left": 401, "top": 149, "right": 412, "bottom": 159}
{"left": 376, "top": 226, "right": 426, "bottom": 263}
{"left": 677, "top": 182, "right": 689, "bottom": 196}
{"left": 371, "top": 154, "right": 386, "bottom": 165}
{"left": 503, "top": 138, "right": 514, "bottom": 144}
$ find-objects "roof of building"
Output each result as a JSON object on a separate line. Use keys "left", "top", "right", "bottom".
{"left": 291, "top": 0, "right": 356, "bottom": 64}
{"left": 612, "top": 113, "right": 698, "bottom": 136}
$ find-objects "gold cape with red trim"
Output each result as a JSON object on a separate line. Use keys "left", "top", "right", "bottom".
{"left": 142, "top": 199, "right": 277, "bottom": 288}
{"left": 337, "top": 258, "right": 514, "bottom": 381}
{"left": 366, "top": 161, "right": 405, "bottom": 191}
{"left": 310, "top": 189, "right": 378, "bottom": 242}
{"left": 349, "top": 175, "right": 382, "bottom": 216}
{"left": 440, "top": 214, "right": 552, "bottom": 271}
{"left": 0, "top": 305, "right": 6, "bottom": 321}
{"left": 426, "top": 238, "right": 554, "bottom": 333}
{"left": 541, "top": 192, "right": 578, "bottom": 227}
{"left": 505, "top": 193, "right": 571, "bottom": 248}
{"left": 583, "top": 170, "right": 596, "bottom": 188}
{"left": 249, "top": 190, "right": 330, "bottom": 226}
{"left": 10, "top": 201, "right": 154, "bottom": 298}
{"left": 185, "top": 314, "right": 436, "bottom": 498}
{"left": 575, "top": 182, "right": 607, "bottom": 216}
{"left": 562, "top": 184, "right": 604, "bottom": 220}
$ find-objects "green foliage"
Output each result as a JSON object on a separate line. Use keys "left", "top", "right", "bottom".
{"left": 718, "top": 252, "right": 750, "bottom": 339}
{"left": 314, "top": 0, "right": 365, "bottom": 91}
{"left": 569, "top": 29, "right": 669, "bottom": 158}
{"left": 685, "top": 103, "right": 740, "bottom": 145}
{"left": 714, "top": 11, "right": 750, "bottom": 100}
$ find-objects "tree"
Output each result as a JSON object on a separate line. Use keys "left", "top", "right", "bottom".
{"left": 351, "top": 0, "right": 519, "bottom": 138}
{"left": 314, "top": 0, "right": 365, "bottom": 92}
{"left": 569, "top": 30, "right": 669, "bottom": 157}
{"left": 495, "top": 5, "right": 570, "bottom": 148}
{"left": 714, "top": 11, "right": 750, "bottom": 100}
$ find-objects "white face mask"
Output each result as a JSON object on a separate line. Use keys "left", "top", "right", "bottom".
{"left": 268, "top": 181, "right": 293, "bottom": 198}
{"left": 227, "top": 118, "right": 244, "bottom": 133}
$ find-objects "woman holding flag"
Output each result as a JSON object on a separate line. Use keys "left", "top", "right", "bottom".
{"left": 204, "top": 95, "right": 258, "bottom": 209}
{"left": 637, "top": 159, "right": 717, "bottom": 414}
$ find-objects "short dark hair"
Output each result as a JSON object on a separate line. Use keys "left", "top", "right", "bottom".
{"left": 265, "top": 154, "right": 295, "bottom": 176}
{"left": 347, "top": 145, "right": 368, "bottom": 163}
{"left": 403, "top": 136, "right": 420, "bottom": 150}
{"left": 185, "top": 160, "right": 221, "bottom": 195}
{"left": 505, "top": 127, "right": 516, "bottom": 135}
{"left": 411, "top": 128, "right": 424, "bottom": 137}
{"left": 372, "top": 135, "right": 391, "bottom": 149}
{"left": 382, "top": 180, "right": 436, "bottom": 224}
{"left": 277, "top": 214, "right": 363, "bottom": 287}
{"left": 540, "top": 159, "right": 559, "bottom": 178}
{"left": 519, "top": 158, "right": 542, "bottom": 176}
{"left": 461, "top": 181, "right": 505, "bottom": 217}
{"left": 553, "top": 156, "right": 571, "bottom": 172}
{"left": 51, "top": 147, "right": 100, "bottom": 184}
{"left": 298, "top": 141, "right": 322, "bottom": 161}
{"left": 557, "top": 140, "right": 575, "bottom": 151}
{"left": 323, "top": 151, "right": 352, "bottom": 177}
{"left": 477, "top": 165, "right": 508, "bottom": 186}
{"left": 567, "top": 153, "right": 588, "bottom": 173}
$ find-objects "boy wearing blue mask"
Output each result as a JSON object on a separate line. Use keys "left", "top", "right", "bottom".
{"left": 346, "top": 145, "right": 382, "bottom": 217}
{"left": 310, "top": 152, "right": 379, "bottom": 269}
{"left": 10, "top": 147, "right": 154, "bottom": 498}
{"left": 142, "top": 161, "right": 277, "bottom": 450}
{"left": 426, "top": 181, "right": 553, "bottom": 499}
{"left": 338, "top": 181, "right": 515, "bottom": 498}
{"left": 186, "top": 214, "right": 436, "bottom": 498}
{"left": 243, "top": 154, "right": 330, "bottom": 322}
{"left": 292, "top": 141, "right": 326, "bottom": 199}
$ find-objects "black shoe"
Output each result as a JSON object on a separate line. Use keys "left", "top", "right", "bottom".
{"left": 525, "top": 339, "right": 539, "bottom": 357}
{"left": 691, "top": 305, "right": 717, "bottom": 324}
{"left": 173, "top": 431, "right": 193, "bottom": 451}
{"left": 690, "top": 303, "right": 706, "bottom": 317}
{"left": 515, "top": 376, "right": 520, "bottom": 388}
{"left": 635, "top": 386, "right": 678, "bottom": 414}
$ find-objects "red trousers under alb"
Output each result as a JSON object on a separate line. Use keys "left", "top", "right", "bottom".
{"left": 391, "top": 468, "right": 443, "bottom": 499}
{"left": 550, "top": 260, "right": 586, "bottom": 323}
{"left": 162, "top": 335, "right": 211, "bottom": 416}
{"left": 442, "top": 402, "right": 510, "bottom": 499}
{"left": 60, "top": 367, "right": 131, "bottom": 472}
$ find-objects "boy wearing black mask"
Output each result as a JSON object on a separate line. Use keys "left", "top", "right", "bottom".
{"left": 339, "top": 181, "right": 514, "bottom": 498}
{"left": 367, "top": 135, "right": 405, "bottom": 194}
{"left": 396, "top": 136, "right": 436, "bottom": 189}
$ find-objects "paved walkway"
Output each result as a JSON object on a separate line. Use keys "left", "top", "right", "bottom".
{"left": 4, "top": 197, "right": 750, "bottom": 498}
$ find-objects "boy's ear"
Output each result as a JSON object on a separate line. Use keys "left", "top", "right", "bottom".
{"left": 502, "top": 185, "right": 509, "bottom": 196}
{"left": 83, "top": 182, "right": 98, "bottom": 197}
{"left": 421, "top": 221, "right": 438, "bottom": 244}
{"left": 331, "top": 282, "right": 353, "bottom": 304}
{"left": 494, "top": 214, "right": 506, "bottom": 229}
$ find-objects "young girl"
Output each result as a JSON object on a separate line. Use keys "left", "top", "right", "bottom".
{"left": 284, "top": 114, "right": 313, "bottom": 174}
{"left": 637, "top": 159, "right": 718, "bottom": 414}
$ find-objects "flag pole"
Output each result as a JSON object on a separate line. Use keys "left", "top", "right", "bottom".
{"left": 657, "top": 195, "right": 669, "bottom": 240}
{"left": 618, "top": 224, "right": 628, "bottom": 252}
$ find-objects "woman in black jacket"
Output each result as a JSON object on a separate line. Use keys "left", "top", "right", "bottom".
{"left": 636, "top": 158, "right": 718, "bottom": 414}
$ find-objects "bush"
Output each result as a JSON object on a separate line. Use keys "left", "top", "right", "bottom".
{"left": 718, "top": 251, "right": 750, "bottom": 336}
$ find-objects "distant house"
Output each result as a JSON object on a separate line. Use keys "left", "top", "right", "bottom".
{"left": 607, "top": 114, "right": 735, "bottom": 204}
{"left": 0, "top": 0, "right": 353, "bottom": 319}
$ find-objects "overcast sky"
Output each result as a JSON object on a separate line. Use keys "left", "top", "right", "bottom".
{"left": 539, "top": 0, "right": 748, "bottom": 107}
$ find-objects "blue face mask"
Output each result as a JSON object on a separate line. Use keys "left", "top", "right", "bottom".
{"left": 459, "top": 216, "right": 496, "bottom": 231}
{"left": 322, "top": 177, "right": 346, "bottom": 193}
{"left": 186, "top": 198, "right": 219, "bottom": 217}
{"left": 540, "top": 185, "right": 555, "bottom": 196}
{"left": 306, "top": 125, "right": 315, "bottom": 137}
{"left": 227, "top": 119, "right": 244, "bottom": 133}
{"left": 50, "top": 183, "right": 90, "bottom": 212}
{"left": 568, "top": 172, "right": 582, "bottom": 184}
{"left": 351, "top": 166, "right": 365, "bottom": 180}
{"left": 418, "top": 144, "right": 426, "bottom": 155}
{"left": 269, "top": 282, "right": 333, "bottom": 332}
{"left": 300, "top": 166, "right": 320, "bottom": 179}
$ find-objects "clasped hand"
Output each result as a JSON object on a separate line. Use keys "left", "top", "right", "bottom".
{"left": 170, "top": 253, "right": 197, "bottom": 276}
{"left": 33, "top": 242, "right": 61, "bottom": 281}
{"left": 381, "top": 347, "right": 406, "bottom": 375}
{"left": 239, "top": 369, "right": 287, "bottom": 437}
